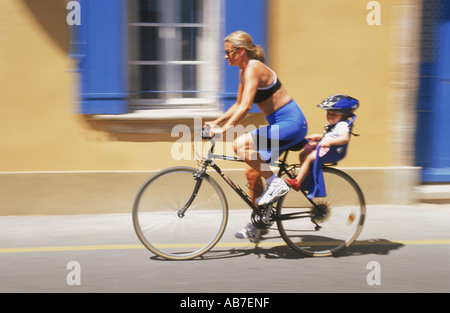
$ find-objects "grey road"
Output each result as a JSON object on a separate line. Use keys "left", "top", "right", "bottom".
{"left": 0, "top": 204, "right": 449, "bottom": 294}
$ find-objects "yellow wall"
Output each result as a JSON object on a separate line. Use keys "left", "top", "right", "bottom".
{"left": 0, "top": 0, "right": 423, "bottom": 214}
{"left": 1, "top": 0, "right": 415, "bottom": 172}
{"left": 0, "top": 0, "right": 186, "bottom": 172}
{"left": 269, "top": 0, "right": 395, "bottom": 167}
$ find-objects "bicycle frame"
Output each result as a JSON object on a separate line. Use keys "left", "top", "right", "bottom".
{"left": 203, "top": 138, "right": 258, "bottom": 213}
{"left": 180, "top": 136, "right": 319, "bottom": 225}
{"left": 133, "top": 128, "right": 365, "bottom": 259}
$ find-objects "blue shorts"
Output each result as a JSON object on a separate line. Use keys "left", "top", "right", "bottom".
{"left": 251, "top": 100, "right": 308, "bottom": 163}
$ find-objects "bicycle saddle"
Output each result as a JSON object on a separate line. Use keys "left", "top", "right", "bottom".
{"left": 287, "top": 139, "right": 308, "bottom": 152}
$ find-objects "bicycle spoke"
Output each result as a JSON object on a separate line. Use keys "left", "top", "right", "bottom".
{"left": 277, "top": 167, "right": 365, "bottom": 257}
{"left": 133, "top": 167, "right": 228, "bottom": 260}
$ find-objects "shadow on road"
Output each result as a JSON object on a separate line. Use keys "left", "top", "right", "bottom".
{"left": 339, "top": 238, "right": 405, "bottom": 257}
{"left": 150, "top": 238, "right": 405, "bottom": 261}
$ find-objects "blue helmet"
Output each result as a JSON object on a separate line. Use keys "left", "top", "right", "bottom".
{"left": 318, "top": 94, "right": 359, "bottom": 115}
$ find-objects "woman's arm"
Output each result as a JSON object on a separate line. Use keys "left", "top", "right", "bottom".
{"left": 221, "top": 66, "right": 258, "bottom": 130}
{"left": 205, "top": 70, "right": 245, "bottom": 128}
{"left": 209, "top": 67, "right": 258, "bottom": 137}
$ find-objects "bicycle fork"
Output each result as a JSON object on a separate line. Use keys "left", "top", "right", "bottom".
{"left": 176, "top": 167, "right": 206, "bottom": 218}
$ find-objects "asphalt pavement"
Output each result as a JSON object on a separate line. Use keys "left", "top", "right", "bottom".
{"left": 0, "top": 203, "right": 449, "bottom": 293}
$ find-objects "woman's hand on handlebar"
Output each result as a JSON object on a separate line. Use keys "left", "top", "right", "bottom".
{"left": 203, "top": 122, "right": 225, "bottom": 139}
{"left": 211, "top": 126, "right": 226, "bottom": 138}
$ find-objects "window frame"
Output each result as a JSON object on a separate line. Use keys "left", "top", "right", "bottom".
{"left": 71, "top": 0, "right": 268, "bottom": 125}
{"left": 127, "top": 0, "right": 223, "bottom": 113}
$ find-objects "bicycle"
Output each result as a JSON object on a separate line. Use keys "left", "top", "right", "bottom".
{"left": 132, "top": 127, "right": 366, "bottom": 260}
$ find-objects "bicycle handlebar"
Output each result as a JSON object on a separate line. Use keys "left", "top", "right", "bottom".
{"left": 201, "top": 126, "right": 213, "bottom": 140}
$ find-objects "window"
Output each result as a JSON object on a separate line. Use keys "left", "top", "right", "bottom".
{"left": 71, "top": 0, "right": 267, "bottom": 116}
{"left": 128, "top": 0, "right": 222, "bottom": 112}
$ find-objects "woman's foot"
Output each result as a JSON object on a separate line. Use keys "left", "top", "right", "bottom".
{"left": 235, "top": 223, "right": 268, "bottom": 243}
{"left": 256, "top": 177, "right": 290, "bottom": 206}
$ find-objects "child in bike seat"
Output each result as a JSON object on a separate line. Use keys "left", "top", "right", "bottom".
{"left": 286, "top": 95, "right": 359, "bottom": 191}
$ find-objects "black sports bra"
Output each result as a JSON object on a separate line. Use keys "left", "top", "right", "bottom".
{"left": 242, "top": 60, "right": 282, "bottom": 103}
{"left": 253, "top": 78, "right": 282, "bottom": 103}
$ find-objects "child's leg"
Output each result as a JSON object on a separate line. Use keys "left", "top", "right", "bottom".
{"left": 300, "top": 143, "right": 316, "bottom": 162}
{"left": 286, "top": 143, "right": 317, "bottom": 190}
{"left": 295, "top": 151, "right": 317, "bottom": 184}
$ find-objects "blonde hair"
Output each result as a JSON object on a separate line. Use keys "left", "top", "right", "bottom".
{"left": 225, "top": 31, "right": 265, "bottom": 63}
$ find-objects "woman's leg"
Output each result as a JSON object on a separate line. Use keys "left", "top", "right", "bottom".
{"left": 234, "top": 134, "right": 277, "bottom": 240}
{"left": 233, "top": 133, "right": 274, "bottom": 180}
{"left": 233, "top": 133, "right": 290, "bottom": 206}
{"left": 245, "top": 167, "right": 264, "bottom": 205}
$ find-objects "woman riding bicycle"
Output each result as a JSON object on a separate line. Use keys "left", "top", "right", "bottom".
{"left": 205, "top": 31, "right": 308, "bottom": 240}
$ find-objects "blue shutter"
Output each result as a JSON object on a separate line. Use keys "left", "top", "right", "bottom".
{"left": 415, "top": 63, "right": 437, "bottom": 169}
{"left": 417, "top": 1, "right": 450, "bottom": 182}
{"left": 424, "top": 2, "right": 450, "bottom": 182}
{"left": 72, "top": 0, "right": 127, "bottom": 114}
{"left": 222, "top": 0, "right": 268, "bottom": 113}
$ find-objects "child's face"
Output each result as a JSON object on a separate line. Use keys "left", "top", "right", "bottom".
{"left": 326, "top": 111, "right": 343, "bottom": 125}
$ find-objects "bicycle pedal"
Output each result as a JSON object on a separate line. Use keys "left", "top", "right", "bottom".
{"left": 248, "top": 227, "right": 263, "bottom": 244}
{"left": 263, "top": 203, "right": 273, "bottom": 224}
{"left": 249, "top": 235, "right": 261, "bottom": 244}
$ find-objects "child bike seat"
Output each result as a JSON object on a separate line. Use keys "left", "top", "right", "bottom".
{"left": 304, "top": 115, "right": 357, "bottom": 199}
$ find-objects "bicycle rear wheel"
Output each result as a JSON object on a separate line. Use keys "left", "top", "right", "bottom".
{"left": 276, "top": 167, "right": 365, "bottom": 257}
{"left": 132, "top": 166, "right": 228, "bottom": 260}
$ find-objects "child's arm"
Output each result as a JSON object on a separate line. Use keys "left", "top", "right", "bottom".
{"left": 305, "top": 134, "right": 323, "bottom": 142}
{"left": 321, "top": 132, "right": 350, "bottom": 148}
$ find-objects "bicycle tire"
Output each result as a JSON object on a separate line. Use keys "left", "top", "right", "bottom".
{"left": 132, "top": 166, "right": 228, "bottom": 260}
{"left": 276, "top": 167, "right": 366, "bottom": 257}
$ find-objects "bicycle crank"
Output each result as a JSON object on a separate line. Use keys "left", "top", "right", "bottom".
{"left": 251, "top": 204, "right": 275, "bottom": 229}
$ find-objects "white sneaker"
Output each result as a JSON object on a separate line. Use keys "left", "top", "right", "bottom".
{"left": 235, "top": 223, "right": 268, "bottom": 243}
{"left": 257, "top": 177, "right": 290, "bottom": 206}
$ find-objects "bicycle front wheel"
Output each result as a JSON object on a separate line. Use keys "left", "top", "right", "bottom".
{"left": 277, "top": 167, "right": 366, "bottom": 257}
{"left": 132, "top": 167, "right": 228, "bottom": 260}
